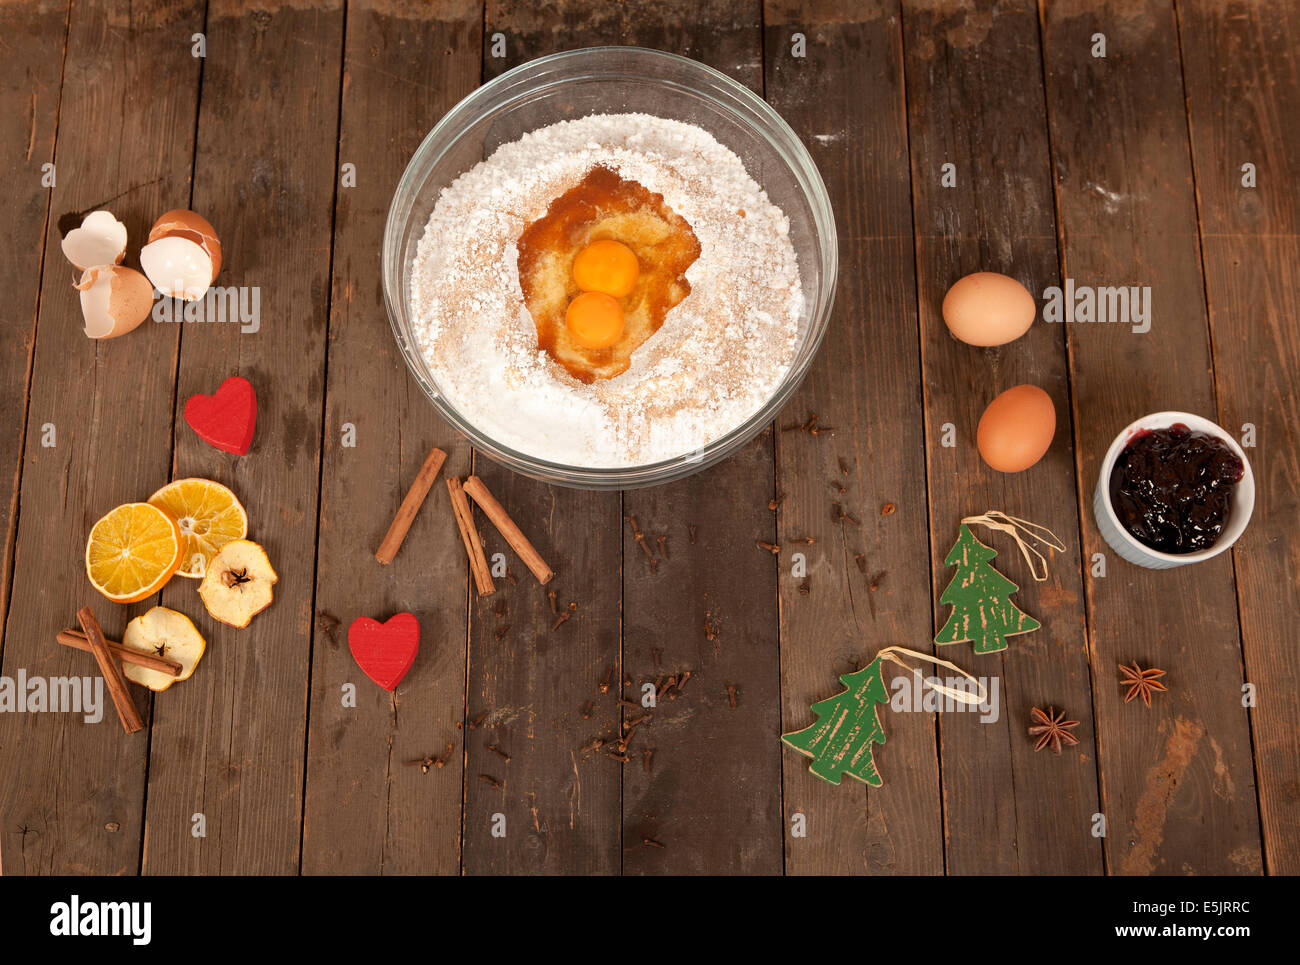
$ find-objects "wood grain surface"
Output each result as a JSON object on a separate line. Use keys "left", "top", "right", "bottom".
{"left": 766, "top": 0, "right": 944, "bottom": 875}
{"left": 0, "top": 0, "right": 1292, "bottom": 876}
{"left": 617, "top": 0, "right": 784, "bottom": 878}
{"left": 0, "top": 0, "right": 68, "bottom": 671}
{"left": 904, "top": 0, "right": 1101, "bottom": 876}
{"left": 0, "top": 0, "right": 205, "bottom": 876}
{"left": 145, "top": 0, "right": 346, "bottom": 875}
{"left": 1177, "top": 0, "right": 1300, "bottom": 875}
{"left": 460, "top": 4, "right": 625, "bottom": 876}
{"left": 300, "top": 0, "right": 481, "bottom": 876}
{"left": 1041, "top": 0, "right": 1261, "bottom": 874}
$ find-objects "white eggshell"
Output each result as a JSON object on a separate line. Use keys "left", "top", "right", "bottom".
{"left": 76, "top": 266, "right": 155, "bottom": 339}
{"left": 140, "top": 235, "right": 214, "bottom": 301}
{"left": 61, "top": 210, "right": 128, "bottom": 271}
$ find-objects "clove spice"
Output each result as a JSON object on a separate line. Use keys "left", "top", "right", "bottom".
{"left": 625, "top": 514, "right": 657, "bottom": 565}
{"left": 832, "top": 502, "right": 860, "bottom": 526}
{"left": 405, "top": 743, "right": 453, "bottom": 774}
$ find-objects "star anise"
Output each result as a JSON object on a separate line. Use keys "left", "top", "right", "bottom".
{"left": 1028, "top": 706, "right": 1080, "bottom": 754}
{"left": 1119, "top": 662, "right": 1167, "bottom": 707}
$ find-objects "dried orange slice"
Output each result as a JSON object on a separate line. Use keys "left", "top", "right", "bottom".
{"left": 85, "top": 502, "right": 183, "bottom": 603}
{"left": 147, "top": 478, "right": 248, "bottom": 579}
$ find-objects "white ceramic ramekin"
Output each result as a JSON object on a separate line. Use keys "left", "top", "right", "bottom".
{"left": 1093, "top": 411, "right": 1254, "bottom": 569}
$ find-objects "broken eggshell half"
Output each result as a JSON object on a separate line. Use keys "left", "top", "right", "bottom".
{"left": 75, "top": 265, "right": 155, "bottom": 339}
{"left": 140, "top": 209, "right": 221, "bottom": 301}
{"left": 60, "top": 210, "right": 128, "bottom": 272}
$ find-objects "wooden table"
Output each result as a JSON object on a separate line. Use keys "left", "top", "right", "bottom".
{"left": 0, "top": 0, "right": 1295, "bottom": 876}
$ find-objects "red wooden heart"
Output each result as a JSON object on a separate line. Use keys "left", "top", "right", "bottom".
{"left": 348, "top": 612, "right": 420, "bottom": 692}
{"left": 184, "top": 376, "right": 257, "bottom": 456}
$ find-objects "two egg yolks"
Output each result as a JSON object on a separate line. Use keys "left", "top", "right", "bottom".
{"left": 565, "top": 240, "right": 639, "bottom": 349}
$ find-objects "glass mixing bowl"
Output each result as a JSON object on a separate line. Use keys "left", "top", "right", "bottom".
{"left": 383, "top": 47, "right": 836, "bottom": 489}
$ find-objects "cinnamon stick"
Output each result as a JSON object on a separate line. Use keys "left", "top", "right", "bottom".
{"left": 75, "top": 606, "right": 143, "bottom": 734}
{"left": 462, "top": 475, "right": 554, "bottom": 585}
{"left": 375, "top": 445, "right": 447, "bottom": 564}
{"left": 447, "top": 476, "right": 495, "bottom": 596}
{"left": 57, "top": 630, "right": 183, "bottom": 677}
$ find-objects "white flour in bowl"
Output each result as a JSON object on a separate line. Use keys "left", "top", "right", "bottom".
{"left": 409, "top": 113, "right": 802, "bottom": 468}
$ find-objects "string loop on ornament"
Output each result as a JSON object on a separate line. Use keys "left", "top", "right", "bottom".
{"left": 877, "top": 646, "right": 986, "bottom": 706}
{"left": 960, "top": 511, "right": 1065, "bottom": 583}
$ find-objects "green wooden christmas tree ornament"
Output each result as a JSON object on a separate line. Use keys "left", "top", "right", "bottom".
{"left": 935, "top": 523, "right": 1040, "bottom": 654}
{"left": 782, "top": 656, "right": 891, "bottom": 786}
{"left": 784, "top": 646, "right": 986, "bottom": 789}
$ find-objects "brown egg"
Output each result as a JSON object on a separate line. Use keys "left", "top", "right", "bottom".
{"left": 977, "top": 384, "right": 1056, "bottom": 472}
{"left": 942, "top": 272, "right": 1036, "bottom": 346}
{"left": 143, "top": 209, "right": 222, "bottom": 293}
{"left": 75, "top": 265, "right": 155, "bottom": 339}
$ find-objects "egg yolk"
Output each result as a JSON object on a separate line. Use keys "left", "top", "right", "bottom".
{"left": 572, "top": 239, "right": 640, "bottom": 298}
{"left": 565, "top": 292, "right": 625, "bottom": 349}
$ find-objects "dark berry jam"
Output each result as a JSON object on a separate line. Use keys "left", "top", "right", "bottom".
{"left": 1108, "top": 424, "right": 1243, "bottom": 554}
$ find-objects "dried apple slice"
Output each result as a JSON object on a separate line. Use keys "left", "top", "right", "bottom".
{"left": 121, "top": 606, "right": 207, "bottom": 692}
{"left": 198, "top": 539, "right": 277, "bottom": 628}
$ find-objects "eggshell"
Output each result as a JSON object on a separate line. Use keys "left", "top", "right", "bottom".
{"left": 942, "top": 272, "right": 1037, "bottom": 346}
{"left": 75, "top": 265, "right": 155, "bottom": 339}
{"left": 977, "top": 384, "right": 1056, "bottom": 473}
{"left": 140, "top": 235, "right": 214, "bottom": 301}
{"left": 148, "top": 209, "right": 221, "bottom": 281}
{"left": 61, "top": 210, "right": 128, "bottom": 271}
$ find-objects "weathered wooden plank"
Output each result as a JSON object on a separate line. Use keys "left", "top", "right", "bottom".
{"left": 1177, "top": 0, "right": 1300, "bottom": 875}
{"left": 902, "top": 0, "right": 1102, "bottom": 875}
{"left": 0, "top": 0, "right": 204, "bottom": 875}
{"left": 142, "top": 0, "right": 345, "bottom": 875}
{"left": 1040, "top": 0, "right": 1262, "bottom": 874}
{"left": 766, "top": 0, "right": 943, "bottom": 874}
{"left": 300, "top": 0, "right": 482, "bottom": 876}
{"left": 460, "top": 1, "right": 623, "bottom": 875}
{"left": 616, "top": 0, "right": 784, "bottom": 877}
{"left": 0, "top": 0, "right": 68, "bottom": 670}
